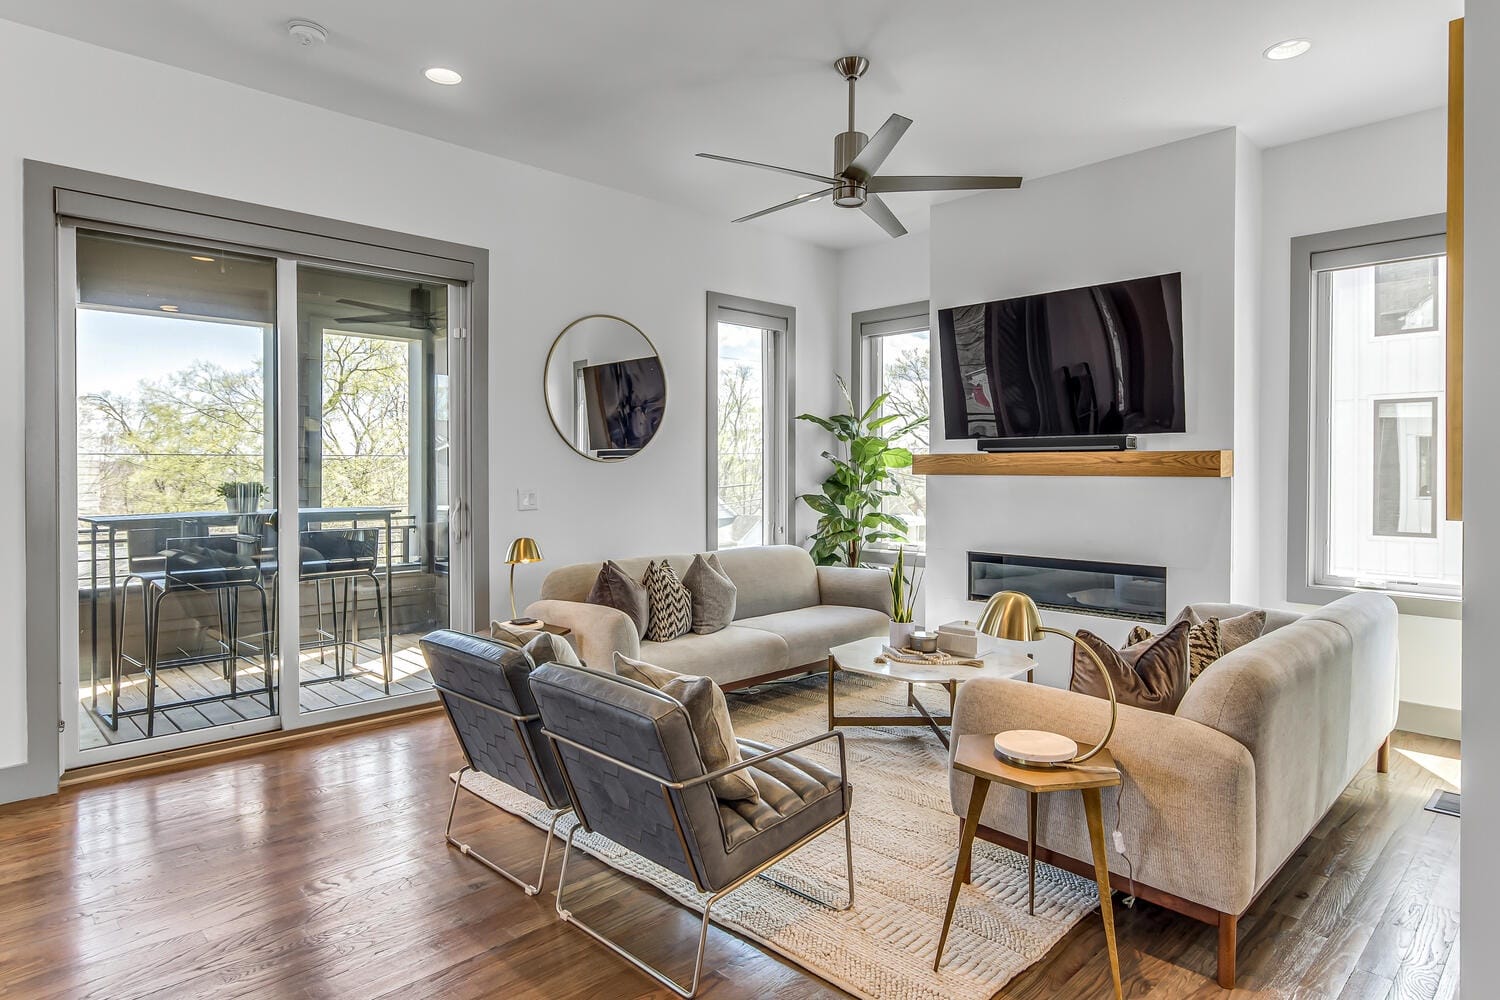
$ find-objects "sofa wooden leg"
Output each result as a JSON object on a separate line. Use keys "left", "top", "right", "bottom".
{"left": 1217, "top": 912, "right": 1237, "bottom": 989}
{"left": 1377, "top": 735, "right": 1392, "bottom": 774}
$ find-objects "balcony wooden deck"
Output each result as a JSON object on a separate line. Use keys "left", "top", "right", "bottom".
{"left": 76, "top": 634, "right": 433, "bottom": 750}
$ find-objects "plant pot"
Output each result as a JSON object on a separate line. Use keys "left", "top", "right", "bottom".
{"left": 889, "top": 621, "right": 918, "bottom": 650}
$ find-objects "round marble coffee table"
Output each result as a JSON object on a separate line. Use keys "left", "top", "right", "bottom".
{"left": 826, "top": 635, "right": 1035, "bottom": 748}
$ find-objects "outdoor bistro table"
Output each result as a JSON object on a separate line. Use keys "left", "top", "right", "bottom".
{"left": 79, "top": 506, "right": 399, "bottom": 729}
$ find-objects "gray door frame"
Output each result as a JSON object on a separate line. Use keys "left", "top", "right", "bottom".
{"left": 10, "top": 161, "right": 490, "bottom": 803}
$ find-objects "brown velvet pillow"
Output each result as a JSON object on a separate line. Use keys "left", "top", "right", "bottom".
{"left": 585, "top": 560, "right": 649, "bottom": 637}
{"left": 1071, "top": 619, "right": 1192, "bottom": 714}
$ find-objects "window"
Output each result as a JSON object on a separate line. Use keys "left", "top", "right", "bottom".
{"left": 852, "top": 302, "right": 930, "bottom": 550}
{"left": 1289, "top": 217, "right": 1461, "bottom": 611}
{"left": 706, "top": 294, "right": 793, "bottom": 550}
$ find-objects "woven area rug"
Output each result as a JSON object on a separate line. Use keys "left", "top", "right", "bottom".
{"left": 459, "top": 672, "right": 1098, "bottom": 1000}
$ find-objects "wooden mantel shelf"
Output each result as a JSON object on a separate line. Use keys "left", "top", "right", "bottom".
{"left": 912, "top": 449, "right": 1233, "bottom": 478}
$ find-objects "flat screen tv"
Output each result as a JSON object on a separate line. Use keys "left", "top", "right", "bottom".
{"left": 582, "top": 356, "right": 666, "bottom": 454}
{"left": 936, "top": 272, "right": 1185, "bottom": 440}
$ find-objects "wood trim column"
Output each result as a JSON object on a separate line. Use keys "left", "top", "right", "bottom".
{"left": 1447, "top": 17, "right": 1464, "bottom": 521}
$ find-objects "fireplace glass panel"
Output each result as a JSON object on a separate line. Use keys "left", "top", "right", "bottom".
{"left": 967, "top": 552, "right": 1167, "bottom": 623}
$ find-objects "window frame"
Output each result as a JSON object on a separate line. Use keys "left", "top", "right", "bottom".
{"left": 1286, "top": 214, "right": 1459, "bottom": 619}
{"left": 704, "top": 292, "right": 795, "bottom": 551}
{"left": 850, "top": 301, "right": 930, "bottom": 559}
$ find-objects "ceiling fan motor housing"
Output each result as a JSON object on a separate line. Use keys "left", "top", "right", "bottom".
{"left": 833, "top": 131, "right": 869, "bottom": 206}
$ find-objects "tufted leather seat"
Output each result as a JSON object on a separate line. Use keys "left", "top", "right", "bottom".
{"left": 719, "top": 739, "right": 845, "bottom": 850}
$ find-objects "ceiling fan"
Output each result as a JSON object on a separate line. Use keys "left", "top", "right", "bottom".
{"left": 697, "top": 56, "right": 1022, "bottom": 238}
{"left": 335, "top": 286, "right": 441, "bottom": 330}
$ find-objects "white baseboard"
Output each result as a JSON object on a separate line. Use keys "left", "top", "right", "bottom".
{"left": 1397, "top": 700, "right": 1462, "bottom": 741}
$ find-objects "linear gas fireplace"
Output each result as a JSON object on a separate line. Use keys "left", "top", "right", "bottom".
{"left": 967, "top": 552, "right": 1167, "bottom": 624}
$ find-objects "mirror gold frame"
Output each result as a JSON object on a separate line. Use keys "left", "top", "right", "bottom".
{"left": 543, "top": 314, "right": 666, "bottom": 463}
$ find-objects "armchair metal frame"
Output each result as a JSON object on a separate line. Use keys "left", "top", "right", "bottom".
{"left": 541, "top": 726, "right": 855, "bottom": 999}
{"left": 434, "top": 682, "right": 572, "bottom": 896}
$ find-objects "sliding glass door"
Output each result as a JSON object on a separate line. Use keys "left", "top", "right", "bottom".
{"left": 293, "top": 265, "right": 450, "bottom": 712}
{"left": 64, "top": 224, "right": 470, "bottom": 767}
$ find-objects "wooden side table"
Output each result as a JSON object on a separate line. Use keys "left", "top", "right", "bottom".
{"left": 934, "top": 735, "right": 1123, "bottom": 1000}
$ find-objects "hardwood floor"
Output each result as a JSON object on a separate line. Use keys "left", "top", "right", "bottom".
{"left": 0, "top": 718, "right": 1458, "bottom": 999}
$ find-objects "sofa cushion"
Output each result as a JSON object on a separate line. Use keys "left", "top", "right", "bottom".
{"left": 719, "top": 738, "right": 844, "bottom": 850}
{"left": 637, "top": 626, "right": 789, "bottom": 687}
{"left": 613, "top": 653, "right": 759, "bottom": 802}
{"left": 734, "top": 605, "right": 890, "bottom": 668}
{"left": 683, "top": 552, "right": 737, "bottom": 634}
{"left": 1072, "top": 620, "right": 1192, "bottom": 714}
{"left": 712, "top": 545, "right": 820, "bottom": 619}
{"left": 586, "top": 560, "right": 649, "bottom": 636}
{"left": 642, "top": 560, "right": 693, "bottom": 642}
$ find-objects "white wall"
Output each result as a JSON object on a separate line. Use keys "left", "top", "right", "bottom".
{"left": 1256, "top": 109, "right": 1461, "bottom": 728}
{"left": 926, "top": 129, "right": 1243, "bottom": 685}
{"left": 1464, "top": 5, "right": 1500, "bottom": 985}
{"left": 0, "top": 21, "right": 840, "bottom": 774}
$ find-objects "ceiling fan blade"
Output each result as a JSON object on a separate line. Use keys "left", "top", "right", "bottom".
{"left": 867, "top": 174, "right": 1024, "bottom": 193}
{"left": 336, "top": 313, "right": 410, "bottom": 324}
{"left": 732, "top": 189, "right": 835, "bottom": 224}
{"left": 335, "top": 298, "right": 404, "bottom": 312}
{"left": 860, "top": 193, "right": 908, "bottom": 239}
{"left": 845, "top": 114, "right": 912, "bottom": 181}
{"left": 696, "top": 153, "right": 840, "bottom": 187}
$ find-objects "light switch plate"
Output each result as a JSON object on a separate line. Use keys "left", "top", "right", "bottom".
{"left": 516, "top": 489, "right": 538, "bottom": 511}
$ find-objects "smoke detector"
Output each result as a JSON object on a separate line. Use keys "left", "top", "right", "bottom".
{"left": 286, "top": 19, "right": 328, "bottom": 48}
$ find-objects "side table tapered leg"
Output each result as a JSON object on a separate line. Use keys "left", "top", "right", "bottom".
{"left": 1082, "top": 787, "right": 1123, "bottom": 1000}
{"left": 1027, "top": 791, "right": 1038, "bottom": 915}
{"left": 934, "top": 777, "right": 989, "bottom": 971}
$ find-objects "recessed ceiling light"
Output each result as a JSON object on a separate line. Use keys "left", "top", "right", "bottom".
{"left": 190, "top": 255, "right": 215, "bottom": 262}
{"left": 424, "top": 67, "right": 462, "bottom": 86}
{"left": 159, "top": 304, "right": 180, "bottom": 312}
{"left": 1263, "top": 38, "right": 1313, "bottom": 61}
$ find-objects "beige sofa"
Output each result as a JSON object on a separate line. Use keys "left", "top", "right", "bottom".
{"left": 527, "top": 545, "right": 892, "bottom": 687}
{"left": 947, "top": 593, "right": 1399, "bottom": 989}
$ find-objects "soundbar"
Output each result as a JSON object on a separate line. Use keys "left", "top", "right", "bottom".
{"left": 978, "top": 434, "right": 1137, "bottom": 453}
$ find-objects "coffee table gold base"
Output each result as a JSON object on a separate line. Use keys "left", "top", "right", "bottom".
{"left": 827, "top": 656, "right": 959, "bottom": 746}
{"left": 934, "top": 737, "right": 1123, "bottom": 1000}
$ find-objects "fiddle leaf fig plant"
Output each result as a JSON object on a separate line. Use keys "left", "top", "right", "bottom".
{"left": 796, "top": 375, "right": 928, "bottom": 567}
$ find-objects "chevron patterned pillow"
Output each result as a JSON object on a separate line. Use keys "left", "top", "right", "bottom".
{"left": 643, "top": 559, "right": 693, "bottom": 642}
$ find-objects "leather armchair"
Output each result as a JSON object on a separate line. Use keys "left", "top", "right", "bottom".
{"left": 528, "top": 661, "right": 854, "bottom": 998}
{"left": 421, "top": 629, "right": 573, "bottom": 895}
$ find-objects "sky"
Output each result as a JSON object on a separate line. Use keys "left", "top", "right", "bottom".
{"left": 75, "top": 308, "right": 266, "bottom": 397}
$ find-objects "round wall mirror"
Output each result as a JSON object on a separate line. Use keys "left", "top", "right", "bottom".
{"left": 544, "top": 315, "right": 666, "bottom": 461}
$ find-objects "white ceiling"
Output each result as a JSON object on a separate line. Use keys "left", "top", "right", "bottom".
{"left": 0, "top": 0, "right": 1460, "bottom": 249}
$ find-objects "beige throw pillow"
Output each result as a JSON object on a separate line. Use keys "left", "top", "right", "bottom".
{"left": 613, "top": 652, "right": 759, "bottom": 802}
{"left": 682, "top": 552, "right": 736, "bottom": 634}
{"left": 491, "top": 622, "right": 583, "bottom": 668}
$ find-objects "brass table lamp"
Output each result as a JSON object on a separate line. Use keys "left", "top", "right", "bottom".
{"left": 975, "top": 590, "right": 1117, "bottom": 767}
{"left": 505, "top": 537, "right": 544, "bottom": 624}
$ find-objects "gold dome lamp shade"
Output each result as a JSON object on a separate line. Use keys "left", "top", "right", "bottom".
{"left": 975, "top": 590, "right": 1118, "bottom": 768}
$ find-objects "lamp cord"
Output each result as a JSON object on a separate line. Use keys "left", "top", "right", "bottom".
{"left": 1112, "top": 773, "right": 1137, "bottom": 905}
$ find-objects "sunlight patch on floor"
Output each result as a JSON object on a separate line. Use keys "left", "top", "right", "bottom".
{"left": 1396, "top": 747, "right": 1461, "bottom": 790}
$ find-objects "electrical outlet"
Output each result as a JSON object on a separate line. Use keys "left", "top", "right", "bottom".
{"left": 516, "top": 489, "right": 538, "bottom": 511}
{"left": 1112, "top": 830, "right": 1126, "bottom": 854}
